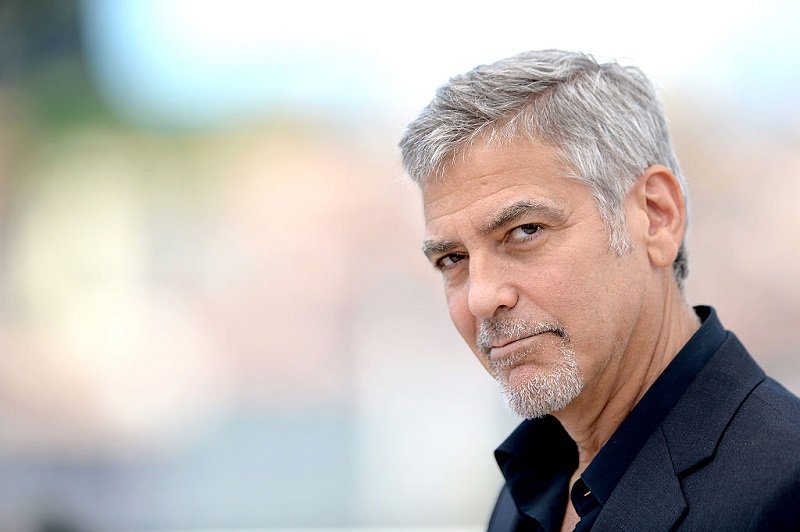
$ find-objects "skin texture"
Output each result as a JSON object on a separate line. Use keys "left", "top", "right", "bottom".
{"left": 421, "top": 138, "right": 700, "bottom": 530}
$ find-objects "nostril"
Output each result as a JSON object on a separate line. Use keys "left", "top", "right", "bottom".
{"left": 467, "top": 283, "right": 519, "bottom": 319}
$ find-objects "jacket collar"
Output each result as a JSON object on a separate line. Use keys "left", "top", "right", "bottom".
{"left": 594, "top": 334, "right": 765, "bottom": 530}
{"left": 663, "top": 334, "right": 765, "bottom": 474}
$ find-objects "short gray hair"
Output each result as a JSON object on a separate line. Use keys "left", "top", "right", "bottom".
{"left": 399, "top": 49, "right": 689, "bottom": 285}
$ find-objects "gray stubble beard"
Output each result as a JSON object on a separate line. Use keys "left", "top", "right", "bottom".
{"left": 478, "top": 319, "right": 584, "bottom": 419}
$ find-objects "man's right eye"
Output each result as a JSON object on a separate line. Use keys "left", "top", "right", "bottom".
{"left": 436, "top": 253, "right": 467, "bottom": 270}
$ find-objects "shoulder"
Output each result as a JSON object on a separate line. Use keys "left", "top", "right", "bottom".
{"left": 751, "top": 377, "right": 800, "bottom": 429}
{"left": 707, "top": 352, "right": 800, "bottom": 464}
{"left": 675, "top": 340, "right": 800, "bottom": 528}
{"left": 717, "top": 375, "right": 800, "bottom": 463}
{"left": 724, "top": 369, "right": 800, "bottom": 447}
{"left": 685, "top": 374, "right": 800, "bottom": 528}
{"left": 717, "top": 376, "right": 800, "bottom": 469}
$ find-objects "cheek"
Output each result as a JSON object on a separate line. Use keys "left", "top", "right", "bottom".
{"left": 515, "top": 259, "right": 578, "bottom": 310}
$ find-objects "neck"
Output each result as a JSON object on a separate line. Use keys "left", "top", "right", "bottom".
{"left": 554, "top": 292, "right": 700, "bottom": 472}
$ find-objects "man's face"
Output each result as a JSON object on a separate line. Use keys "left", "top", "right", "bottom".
{"left": 422, "top": 139, "right": 648, "bottom": 418}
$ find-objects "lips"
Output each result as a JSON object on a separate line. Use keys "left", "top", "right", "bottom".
{"left": 477, "top": 319, "right": 568, "bottom": 365}
{"left": 492, "top": 335, "right": 529, "bottom": 349}
{"left": 488, "top": 334, "right": 539, "bottom": 363}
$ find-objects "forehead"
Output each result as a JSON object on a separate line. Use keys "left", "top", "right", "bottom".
{"left": 422, "top": 139, "right": 583, "bottom": 225}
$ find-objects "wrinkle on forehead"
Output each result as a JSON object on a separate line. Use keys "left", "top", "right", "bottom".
{"left": 422, "top": 141, "right": 569, "bottom": 217}
{"left": 423, "top": 181, "right": 542, "bottom": 223}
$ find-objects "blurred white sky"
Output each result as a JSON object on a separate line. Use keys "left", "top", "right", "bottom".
{"left": 81, "top": 0, "right": 800, "bottom": 127}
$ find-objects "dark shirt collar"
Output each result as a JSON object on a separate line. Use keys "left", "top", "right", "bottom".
{"left": 494, "top": 306, "right": 728, "bottom": 531}
{"left": 495, "top": 415, "right": 577, "bottom": 531}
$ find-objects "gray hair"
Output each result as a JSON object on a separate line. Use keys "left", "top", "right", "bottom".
{"left": 399, "top": 49, "right": 689, "bottom": 285}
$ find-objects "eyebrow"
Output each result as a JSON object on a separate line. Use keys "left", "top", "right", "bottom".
{"left": 478, "top": 199, "right": 565, "bottom": 236}
{"left": 422, "top": 239, "right": 460, "bottom": 261}
{"left": 422, "top": 199, "right": 565, "bottom": 261}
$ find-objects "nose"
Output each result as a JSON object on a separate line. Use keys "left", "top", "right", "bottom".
{"left": 467, "top": 255, "right": 518, "bottom": 319}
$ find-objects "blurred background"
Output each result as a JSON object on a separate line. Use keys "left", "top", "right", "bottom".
{"left": 0, "top": 0, "right": 798, "bottom": 530}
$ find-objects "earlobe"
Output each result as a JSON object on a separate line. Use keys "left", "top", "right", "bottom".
{"left": 639, "top": 165, "right": 686, "bottom": 270}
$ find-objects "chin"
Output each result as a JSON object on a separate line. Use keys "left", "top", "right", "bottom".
{"left": 497, "top": 353, "right": 584, "bottom": 419}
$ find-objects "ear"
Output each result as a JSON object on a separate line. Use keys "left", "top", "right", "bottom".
{"left": 633, "top": 165, "right": 687, "bottom": 270}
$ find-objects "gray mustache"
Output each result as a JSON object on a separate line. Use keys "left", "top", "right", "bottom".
{"left": 477, "top": 319, "right": 568, "bottom": 355}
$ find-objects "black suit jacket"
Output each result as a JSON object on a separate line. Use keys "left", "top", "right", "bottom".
{"left": 489, "top": 333, "right": 800, "bottom": 531}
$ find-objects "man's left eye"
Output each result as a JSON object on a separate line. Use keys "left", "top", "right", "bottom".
{"left": 508, "top": 224, "right": 541, "bottom": 241}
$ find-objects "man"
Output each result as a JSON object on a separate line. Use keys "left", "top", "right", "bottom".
{"left": 399, "top": 50, "right": 800, "bottom": 531}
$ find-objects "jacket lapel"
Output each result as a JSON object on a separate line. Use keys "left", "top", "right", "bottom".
{"left": 592, "top": 334, "right": 765, "bottom": 531}
{"left": 661, "top": 335, "right": 764, "bottom": 475}
{"left": 592, "top": 427, "right": 687, "bottom": 531}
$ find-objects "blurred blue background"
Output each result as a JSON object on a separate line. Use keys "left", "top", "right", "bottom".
{"left": 1, "top": 1, "right": 798, "bottom": 530}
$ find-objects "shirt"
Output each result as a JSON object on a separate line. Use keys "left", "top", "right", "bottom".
{"left": 492, "top": 306, "right": 728, "bottom": 531}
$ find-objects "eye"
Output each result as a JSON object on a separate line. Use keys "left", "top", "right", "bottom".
{"left": 436, "top": 252, "right": 467, "bottom": 270}
{"left": 507, "top": 223, "right": 542, "bottom": 242}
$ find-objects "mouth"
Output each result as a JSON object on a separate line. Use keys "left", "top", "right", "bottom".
{"left": 487, "top": 334, "right": 540, "bottom": 363}
{"left": 477, "top": 319, "right": 568, "bottom": 368}
{"left": 478, "top": 320, "right": 567, "bottom": 362}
